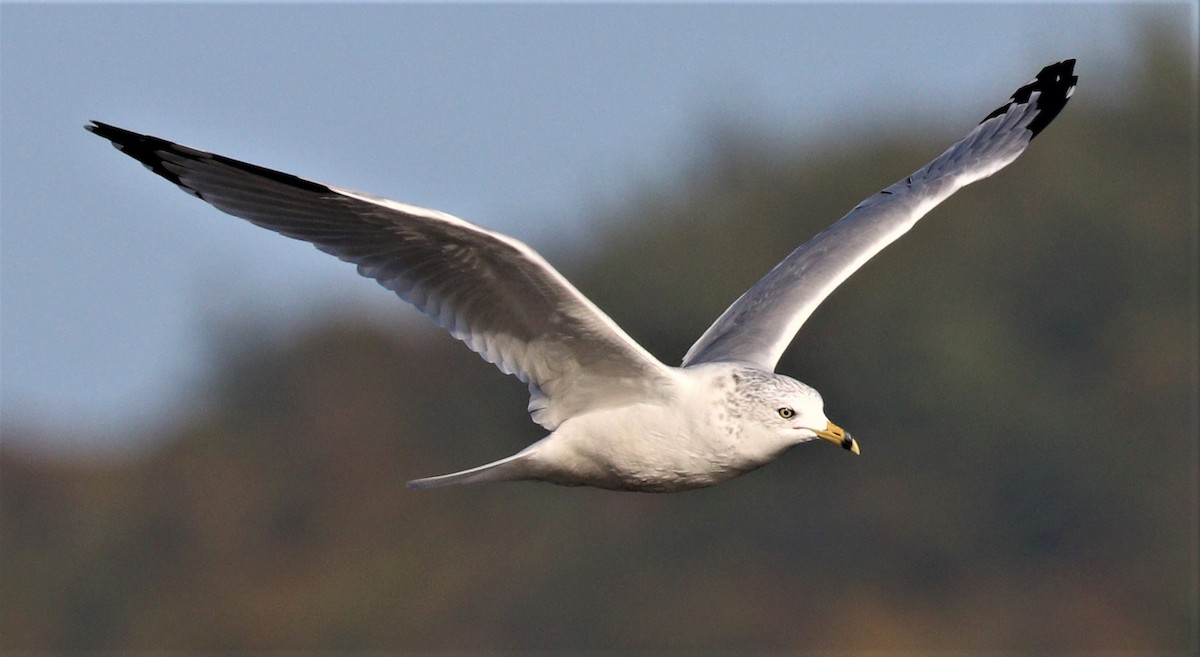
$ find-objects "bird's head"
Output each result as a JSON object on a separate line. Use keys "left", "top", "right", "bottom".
{"left": 733, "top": 370, "right": 859, "bottom": 455}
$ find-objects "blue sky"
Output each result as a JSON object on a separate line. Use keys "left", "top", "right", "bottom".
{"left": 0, "top": 3, "right": 1189, "bottom": 452}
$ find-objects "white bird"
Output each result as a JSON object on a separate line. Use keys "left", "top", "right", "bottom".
{"left": 88, "top": 60, "right": 1076, "bottom": 492}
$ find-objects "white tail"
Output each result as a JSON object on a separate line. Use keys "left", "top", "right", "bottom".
{"left": 405, "top": 450, "right": 537, "bottom": 489}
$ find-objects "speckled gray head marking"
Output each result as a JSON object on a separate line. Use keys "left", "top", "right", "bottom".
{"left": 725, "top": 368, "right": 822, "bottom": 424}
{"left": 730, "top": 367, "right": 818, "bottom": 401}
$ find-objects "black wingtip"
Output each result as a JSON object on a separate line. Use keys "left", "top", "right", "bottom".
{"left": 86, "top": 121, "right": 333, "bottom": 197}
{"left": 85, "top": 120, "right": 155, "bottom": 148}
{"left": 980, "top": 59, "right": 1077, "bottom": 139}
{"left": 86, "top": 120, "right": 197, "bottom": 192}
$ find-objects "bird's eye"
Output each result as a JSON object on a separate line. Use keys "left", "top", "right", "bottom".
{"left": 777, "top": 407, "right": 795, "bottom": 419}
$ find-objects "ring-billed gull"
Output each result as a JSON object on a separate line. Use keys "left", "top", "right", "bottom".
{"left": 87, "top": 60, "right": 1076, "bottom": 492}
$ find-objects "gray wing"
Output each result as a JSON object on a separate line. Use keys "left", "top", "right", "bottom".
{"left": 87, "top": 122, "right": 676, "bottom": 429}
{"left": 683, "top": 59, "right": 1077, "bottom": 370}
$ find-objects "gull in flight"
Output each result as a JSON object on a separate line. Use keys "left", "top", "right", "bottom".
{"left": 88, "top": 60, "right": 1076, "bottom": 492}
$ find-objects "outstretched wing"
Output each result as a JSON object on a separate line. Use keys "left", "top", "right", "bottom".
{"left": 683, "top": 59, "right": 1077, "bottom": 370}
{"left": 88, "top": 122, "right": 676, "bottom": 429}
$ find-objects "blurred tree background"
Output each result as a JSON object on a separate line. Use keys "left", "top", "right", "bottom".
{"left": 2, "top": 29, "right": 1195, "bottom": 652}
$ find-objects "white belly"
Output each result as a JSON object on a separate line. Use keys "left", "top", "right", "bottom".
{"left": 526, "top": 400, "right": 768, "bottom": 492}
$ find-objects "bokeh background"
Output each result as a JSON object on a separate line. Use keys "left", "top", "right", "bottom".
{"left": 2, "top": 3, "right": 1197, "bottom": 652}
